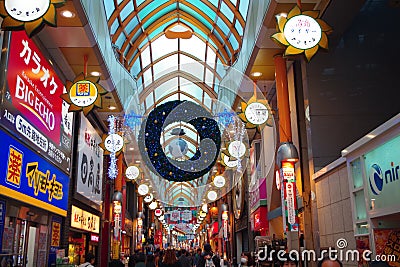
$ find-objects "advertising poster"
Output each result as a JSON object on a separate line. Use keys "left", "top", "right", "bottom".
{"left": 374, "top": 229, "right": 400, "bottom": 267}
{"left": 2, "top": 227, "right": 14, "bottom": 252}
{"left": 48, "top": 215, "right": 63, "bottom": 267}
{"left": 1, "top": 31, "right": 73, "bottom": 173}
{"left": 76, "top": 113, "right": 103, "bottom": 208}
{"left": 0, "top": 129, "right": 70, "bottom": 217}
{"left": 356, "top": 236, "right": 370, "bottom": 267}
{"left": 0, "top": 200, "right": 5, "bottom": 252}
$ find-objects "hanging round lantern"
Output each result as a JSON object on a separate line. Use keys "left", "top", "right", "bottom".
{"left": 138, "top": 184, "right": 149, "bottom": 196}
{"left": 213, "top": 175, "right": 226, "bottom": 188}
{"left": 149, "top": 201, "right": 158, "bottom": 210}
{"left": 207, "top": 191, "right": 217, "bottom": 201}
{"left": 126, "top": 165, "right": 140, "bottom": 180}
{"left": 144, "top": 193, "right": 154, "bottom": 203}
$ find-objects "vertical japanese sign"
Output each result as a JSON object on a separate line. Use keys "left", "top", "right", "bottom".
{"left": 0, "top": 200, "right": 6, "bottom": 252}
{"left": 0, "top": 129, "right": 69, "bottom": 216}
{"left": 281, "top": 162, "right": 299, "bottom": 231}
{"left": 1, "top": 31, "right": 73, "bottom": 173}
{"left": 76, "top": 113, "right": 103, "bottom": 208}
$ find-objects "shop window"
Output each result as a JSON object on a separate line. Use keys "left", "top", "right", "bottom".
{"left": 356, "top": 222, "right": 369, "bottom": 235}
{"left": 351, "top": 158, "right": 363, "bottom": 189}
{"left": 354, "top": 190, "right": 367, "bottom": 221}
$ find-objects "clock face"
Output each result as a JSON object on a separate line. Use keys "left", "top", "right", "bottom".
{"left": 228, "top": 141, "right": 246, "bottom": 159}
{"left": 244, "top": 102, "right": 269, "bottom": 125}
{"left": 104, "top": 134, "right": 124, "bottom": 153}
{"left": 283, "top": 14, "right": 322, "bottom": 50}
{"left": 5, "top": 0, "right": 50, "bottom": 22}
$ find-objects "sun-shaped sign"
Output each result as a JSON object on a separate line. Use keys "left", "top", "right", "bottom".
{"left": 271, "top": 5, "right": 332, "bottom": 61}
{"left": 100, "top": 133, "right": 126, "bottom": 156}
{"left": 61, "top": 73, "right": 107, "bottom": 116}
{"left": 238, "top": 96, "right": 273, "bottom": 131}
{"left": 0, "top": 0, "right": 65, "bottom": 37}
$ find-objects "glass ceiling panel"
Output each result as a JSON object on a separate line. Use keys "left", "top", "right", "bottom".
{"left": 221, "top": 1, "right": 234, "bottom": 22}
{"left": 141, "top": 46, "right": 151, "bottom": 68}
{"left": 151, "top": 36, "right": 178, "bottom": 61}
{"left": 154, "top": 77, "right": 178, "bottom": 100}
{"left": 110, "top": 20, "right": 119, "bottom": 35}
{"left": 125, "top": 17, "right": 139, "bottom": 35}
{"left": 143, "top": 67, "right": 152, "bottom": 87}
{"left": 120, "top": 2, "right": 134, "bottom": 22}
{"left": 180, "top": 35, "right": 206, "bottom": 61}
{"left": 180, "top": 79, "right": 202, "bottom": 99}
{"left": 104, "top": 0, "right": 114, "bottom": 19}
{"left": 153, "top": 54, "right": 178, "bottom": 80}
{"left": 180, "top": 55, "right": 204, "bottom": 82}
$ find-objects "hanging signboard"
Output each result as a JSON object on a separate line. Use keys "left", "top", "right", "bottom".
{"left": 0, "top": 129, "right": 69, "bottom": 216}
{"left": 1, "top": 31, "right": 73, "bottom": 173}
{"left": 76, "top": 113, "right": 104, "bottom": 208}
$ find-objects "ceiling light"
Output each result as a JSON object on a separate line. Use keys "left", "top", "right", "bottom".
{"left": 129, "top": 147, "right": 134, "bottom": 151}
{"left": 108, "top": 105, "right": 117, "bottom": 110}
{"left": 90, "top": 71, "right": 101, "bottom": 77}
{"left": 251, "top": 72, "right": 262, "bottom": 77}
{"left": 61, "top": 10, "right": 75, "bottom": 18}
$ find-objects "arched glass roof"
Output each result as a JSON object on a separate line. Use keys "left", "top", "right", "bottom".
{"left": 104, "top": 0, "right": 249, "bottom": 93}
{"left": 104, "top": 0, "right": 250, "bottom": 207}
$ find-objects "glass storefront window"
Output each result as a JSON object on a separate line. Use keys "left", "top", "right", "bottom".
{"left": 356, "top": 222, "right": 369, "bottom": 235}
{"left": 354, "top": 190, "right": 367, "bottom": 221}
{"left": 351, "top": 158, "right": 363, "bottom": 189}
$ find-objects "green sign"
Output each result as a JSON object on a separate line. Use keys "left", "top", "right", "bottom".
{"left": 364, "top": 135, "right": 400, "bottom": 211}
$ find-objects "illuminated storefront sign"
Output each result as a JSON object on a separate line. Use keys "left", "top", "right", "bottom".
{"left": 281, "top": 162, "right": 299, "bottom": 231}
{"left": 364, "top": 134, "right": 400, "bottom": 211}
{"left": 70, "top": 205, "right": 100, "bottom": 234}
{"left": 2, "top": 31, "right": 73, "bottom": 173}
{"left": 76, "top": 113, "right": 103, "bottom": 207}
{"left": 0, "top": 129, "right": 69, "bottom": 216}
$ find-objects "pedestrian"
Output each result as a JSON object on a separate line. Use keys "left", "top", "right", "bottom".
{"left": 193, "top": 248, "right": 202, "bottom": 267}
{"left": 179, "top": 249, "right": 192, "bottom": 267}
{"left": 147, "top": 254, "right": 157, "bottom": 267}
{"left": 136, "top": 253, "right": 147, "bottom": 267}
{"left": 79, "top": 253, "right": 96, "bottom": 267}
{"left": 317, "top": 257, "right": 342, "bottom": 267}
{"left": 160, "top": 248, "right": 180, "bottom": 267}
{"left": 197, "top": 244, "right": 215, "bottom": 267}
{"left": 279, "top": 253, "right": 298, "bottom": 267}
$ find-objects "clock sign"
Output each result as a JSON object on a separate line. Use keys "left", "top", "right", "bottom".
{"left": 271, "top": 5, "right": 332, "bottom": 61}
{"left": 244, "top": 102, "right": 269, "bottom": 125}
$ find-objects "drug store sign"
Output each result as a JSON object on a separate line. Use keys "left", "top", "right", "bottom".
{"left": 0, "top": 129, "right": 69, "bottom": 217}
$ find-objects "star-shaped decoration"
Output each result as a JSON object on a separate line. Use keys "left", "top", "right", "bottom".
{"left": 61, "top": 73, "right": 107, "bottom": 116}
{"left": 0, "top": 0, "right": 65, "bottom": 37}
